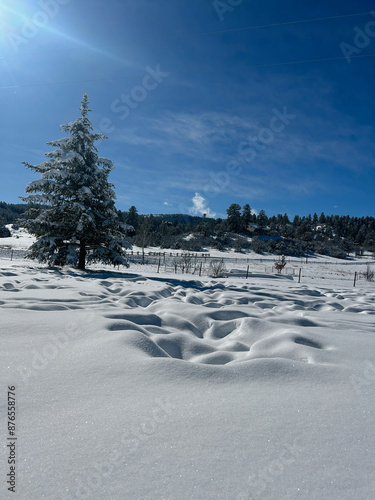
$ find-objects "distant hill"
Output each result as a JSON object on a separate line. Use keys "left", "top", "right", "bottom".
{"left": 1, "top": 202, "right": 374, "bottom": 259}
{"left": 0, "top": 202, "right": 205, "bottom": 227}
{"left": 0, "top": 202, "right": 27, "bottom": 226}
{"left": 145, "top": 213, "right": 207, "bottom": 225}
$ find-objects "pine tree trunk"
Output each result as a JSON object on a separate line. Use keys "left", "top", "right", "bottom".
{"left": 78, "top": 240, "right": 86, "bottom": 269}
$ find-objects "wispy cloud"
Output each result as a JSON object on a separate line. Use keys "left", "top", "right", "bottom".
{"left": 109, "top": 95, "right": 375, "bottom": 210}
{"left": 113, "top": 106, "right": 375, "bottom": 173}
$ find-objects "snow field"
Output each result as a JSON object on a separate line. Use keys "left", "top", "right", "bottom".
{"left": 1, "top": 258, "right": 375, "bottom": 499}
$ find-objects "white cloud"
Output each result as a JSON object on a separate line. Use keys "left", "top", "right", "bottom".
{"left": 190, "top": 193, "right": 216, "bottom": 218}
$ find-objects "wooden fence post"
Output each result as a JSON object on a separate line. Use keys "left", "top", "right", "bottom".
{"left": 354, "top": 271, "right": 357, "bottom": 287}
{"left": 298, "top": 268, "right": 302, "bottom": 283}
{"left": 305, "top": 241, "right": 309, "bottom": 264}
{"left": 246, "top": 265, "right": 249, "bottom": 279}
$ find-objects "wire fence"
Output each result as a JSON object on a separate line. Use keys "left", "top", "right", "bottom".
{"left": 1, "top": 247, "right": 374, "bottom": 284}
{"left": 2, "top": 246, "right": 374, "bottom": 266}
{"left": 0, "top": 247, "right": 28, "bottom": 260}
{"left": 123, "top": 250, "right": 375, "bottom": 267}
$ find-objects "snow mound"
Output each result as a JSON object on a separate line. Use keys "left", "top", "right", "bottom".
{"left": 2, "top": 266, "right": 373, "bottom": 375}
{"left": 100, "top": 281, "right": 338, "bottom": 368}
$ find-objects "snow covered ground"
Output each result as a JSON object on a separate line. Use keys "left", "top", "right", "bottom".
{"left": 1, "top": 230, "right": 375, "bottom": 499}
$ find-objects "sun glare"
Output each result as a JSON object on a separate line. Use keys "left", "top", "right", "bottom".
{"left": 0, "top": 2, "right": 23, "bottom": 31}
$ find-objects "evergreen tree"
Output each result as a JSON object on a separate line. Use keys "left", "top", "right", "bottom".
{"left": 282, "top": 213, "right": 290, "bottom": 225}
{"left": 20, "top": 94, "right": 131, "bottom": 270}
{"left": 126, "top": 205, "right": 140, "bottom": 231}
{"left": 0, "top": 226, "right": 11, "bottom": 237}
{"left": 215, "top": 218, "right": 226, "bottom": 235}
{"left": 268, "top": 215, "right": 277, "bottom": 233}
{"left": 242, "top": 204, "right": 252, "bottom": 230}
{"left": 293, "top": 215, "right": 301, "bottom": 229}
{"left": 257, "top": 209, "right": 268, "bottom": 229}
{"left": 226, "top": 203, "right": 242, "bottom": 233}
{"left": 199, "top": 213, "right": 210, "bottom": 237}
{"left": 364, "top": 230, "right": 375, "bottom": 251}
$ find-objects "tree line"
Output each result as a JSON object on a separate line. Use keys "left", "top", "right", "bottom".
{"left": 2, "top": 201, "right": 375, "bottom": 259}
{"left": 118, "top": 204, "right": 375, "bottom": 258}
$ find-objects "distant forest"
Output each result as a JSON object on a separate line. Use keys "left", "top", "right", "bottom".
{"left": 1, "top": 201, "right": 375, "bottom": 259}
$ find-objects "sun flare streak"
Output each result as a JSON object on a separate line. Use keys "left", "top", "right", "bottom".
{"left": 0, "top": 1, "right": 125, "bottom": 64}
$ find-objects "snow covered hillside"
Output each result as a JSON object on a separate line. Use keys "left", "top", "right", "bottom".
{"left": 0, "top": 225, "right": 36, "bottom": 249}
{"left": 1, "top": 229, "right": 375, "bottom": 499}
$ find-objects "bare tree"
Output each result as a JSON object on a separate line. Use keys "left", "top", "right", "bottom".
{"left": 180, "top": 253, "right": 196, "bottom": 274}
{"left": 274, "top": 255, "right": 287, "bottom": 274}
{"left": 208, "top": 259, "right": 227, "bottom": 278}
{"left": 362, "top": 264, "right": 374, "bottom": 282}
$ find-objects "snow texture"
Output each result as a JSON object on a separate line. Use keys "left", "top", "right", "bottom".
{"left": 0, "top": 236, "right": 375, "bottom": 499}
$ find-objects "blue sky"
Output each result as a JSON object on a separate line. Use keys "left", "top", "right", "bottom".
{"left": 1, "top": 0, "right": 374, "bottom": 219}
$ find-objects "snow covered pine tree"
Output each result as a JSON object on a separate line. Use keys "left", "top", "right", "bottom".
{"left": 20, "top": 94, "right": 131, "bottom": 270}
